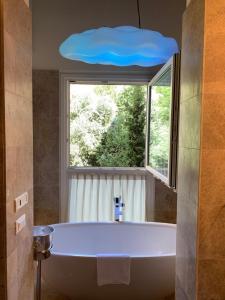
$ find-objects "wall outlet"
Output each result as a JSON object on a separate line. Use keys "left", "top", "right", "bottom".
{"left": 15, "top": 192, "right": 28, "bottom": 212}
{"left": 15, "top": 214, "right": 26, "bottom": 234}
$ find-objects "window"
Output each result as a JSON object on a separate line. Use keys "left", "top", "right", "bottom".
{"left": 146, "top": 54, "right": 180, "bottom": 188}
{"left": 69, "top": 83, "right": 148, "bottom": 167}
{"left": 60, "top": 59, "right": 180, "bottom": 222}
{"left": 60, "top": 75, "right": 149, "bottom": 222}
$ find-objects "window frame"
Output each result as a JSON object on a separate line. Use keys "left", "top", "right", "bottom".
{"left": 145, "top": 54, "right": 180, "bottom": 189}
{"left": 60, "top": 73, "right": 150, "bottom": 221}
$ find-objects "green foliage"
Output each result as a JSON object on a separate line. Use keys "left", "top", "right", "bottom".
{"left": 85, "top": 85, "right": 146, "bottom": 167}
{"left": 149, "top": 85, "right": 171, "bottom": 170}
{"left": 69, "top": 88, "right": 117, "bottom": 166}
{"left": 70, "top": 84, "right": 146, "bottom": 167}
{"left": 86, "top": 115, "right": 130, "bottom": 167}
{"left": 125, "top": 86, "right": 146, "bottom": 167}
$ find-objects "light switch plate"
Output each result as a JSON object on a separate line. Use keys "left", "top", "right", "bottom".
{"left": 15, "top": 192, "right": 28, "bottom": 212}
{"left": 15, "top": 214, "right": 26, "bottom": 234}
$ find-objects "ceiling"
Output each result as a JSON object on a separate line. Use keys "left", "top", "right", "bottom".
{"left": 31, "top": 0, "right": 186, "bottom": 76}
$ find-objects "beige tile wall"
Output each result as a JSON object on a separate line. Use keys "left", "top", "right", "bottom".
{"left": 151, "top": 179, "right": 177, "bottom": 224}
{"left": 0, "top": 0, "right": 7, "bottom": 298}
{"left": 177, "top": 0, "right": 225, "bottom": 299}
{"left": 33, "top": 70, "right": 60, "bottom": 225}
{"left": 1, "top": 0, "right": 34, "bottom": 299}
{"left": 197, "top": 0, "right": 225, "bottom": 298}
{"left": 176, "top": 0, "right": 204, "bottom": 298}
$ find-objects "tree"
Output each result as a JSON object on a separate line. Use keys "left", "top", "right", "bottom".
{"left": 69, "top": 86, "right": 117, "bottom": 166}
{"left": 149, "top": 85, "right": 171, "bottom": 169}
{"left": 125, "top": 86, "right": 146, "bottom": 167}
{"left": 85, "top": 85, "right": 146, "bottom": 167}
{"left": 86, "top": 115, "right": 130, "bottom": 166}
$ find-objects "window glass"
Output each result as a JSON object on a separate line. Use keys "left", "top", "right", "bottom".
{"left": 69, "top": 84, "right": 147, "bottom": 167}
{"left": 148, "top": 68, "right": 172, "bottom": 178}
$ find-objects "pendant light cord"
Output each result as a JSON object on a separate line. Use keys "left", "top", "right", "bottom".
{"left": 136, "top": 0, "right": 141, "bottom": 28}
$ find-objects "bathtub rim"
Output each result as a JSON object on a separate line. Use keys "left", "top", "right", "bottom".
{"left": 49, "top": 221, "right": 176, "bottom": 259}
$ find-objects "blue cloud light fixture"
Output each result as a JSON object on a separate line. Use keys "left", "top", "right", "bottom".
{"left": 59, "top": 26, "right": 179, "bottom": 67}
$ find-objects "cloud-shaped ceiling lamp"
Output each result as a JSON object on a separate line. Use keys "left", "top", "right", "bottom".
{"left": 59, "top": 26, "right": 179, "bottom": 67}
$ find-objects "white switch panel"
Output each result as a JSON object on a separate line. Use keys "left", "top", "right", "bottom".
{"left": 15, "top": 214, "right": 26, "bottom": 234}
{"left": 15, "top": 192, "right": 28, "bottom": 212}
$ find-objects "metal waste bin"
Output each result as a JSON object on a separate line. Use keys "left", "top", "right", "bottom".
{"left": 33, "top": 225, "right": 54, "bottom": 300}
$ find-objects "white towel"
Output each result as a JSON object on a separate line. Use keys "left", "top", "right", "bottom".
{"left": 96, "top": 254, "right": 131, "bottom": 286}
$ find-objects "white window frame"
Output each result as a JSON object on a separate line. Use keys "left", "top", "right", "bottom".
{"left": 59, "top": 72, "right": 151, "bottom": 222}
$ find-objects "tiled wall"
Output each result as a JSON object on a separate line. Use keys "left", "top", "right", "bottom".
{"left": 0, "top": 0, "right": 33, "bottom": 299}
{"left": 197, "top": 0, "right": 225, "bottom": 298}
{"left": 153, "top": 179, "right": 177, "bottom": 224}
{"left": 0, "top": 0, "right": 7, "bottom": 298}
{"left": 176, "top": 0, "right": 225, "bottom": 299}
{"left": 146, "top": 175, "right": 177, "bottom": 224}
{"left": 176, "top": 0, "right": 204, "bottom": 298}
{"left": 33, "top": 70, "right": 60, "bottom": 225}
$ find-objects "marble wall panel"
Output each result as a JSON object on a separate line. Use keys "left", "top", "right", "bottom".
{"left": 0, "top": 0, "right": 7, "bottom": 298}
{"left": 176, "top": 0, "right": 204, "bottom": 299}
{"left": 177, "top": 0, "right": 225, "bottom": 299}
{"left": 196, "top": 2, "right": 225, "bottom": 298}
{"left": 180, "top": 0, "right": 204, "bottom": 102}
{"left": 1, "top": 0, "right": 33, "bottom": 299}
{"left": 153, "top": 179, "right": 177, "bottom": 224}
{"left": 176, "top": 147, "right": 199, "bottom": 299}
{"left": 197, "top": 258, "right": 225, "bottom": 299}
{"left": 33, "top": 70, "right": 60, "bottom": 225}
{"left": 179, "top": 96, "right": 200, "bottom": 149}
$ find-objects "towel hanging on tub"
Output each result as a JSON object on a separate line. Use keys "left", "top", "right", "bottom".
{"left": 96, "top": 254, "right": 131, "bottom": 286}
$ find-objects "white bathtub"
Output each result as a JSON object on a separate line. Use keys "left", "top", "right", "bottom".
{"left": 42, "top": 222, "right": 176, "bottom": 300}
